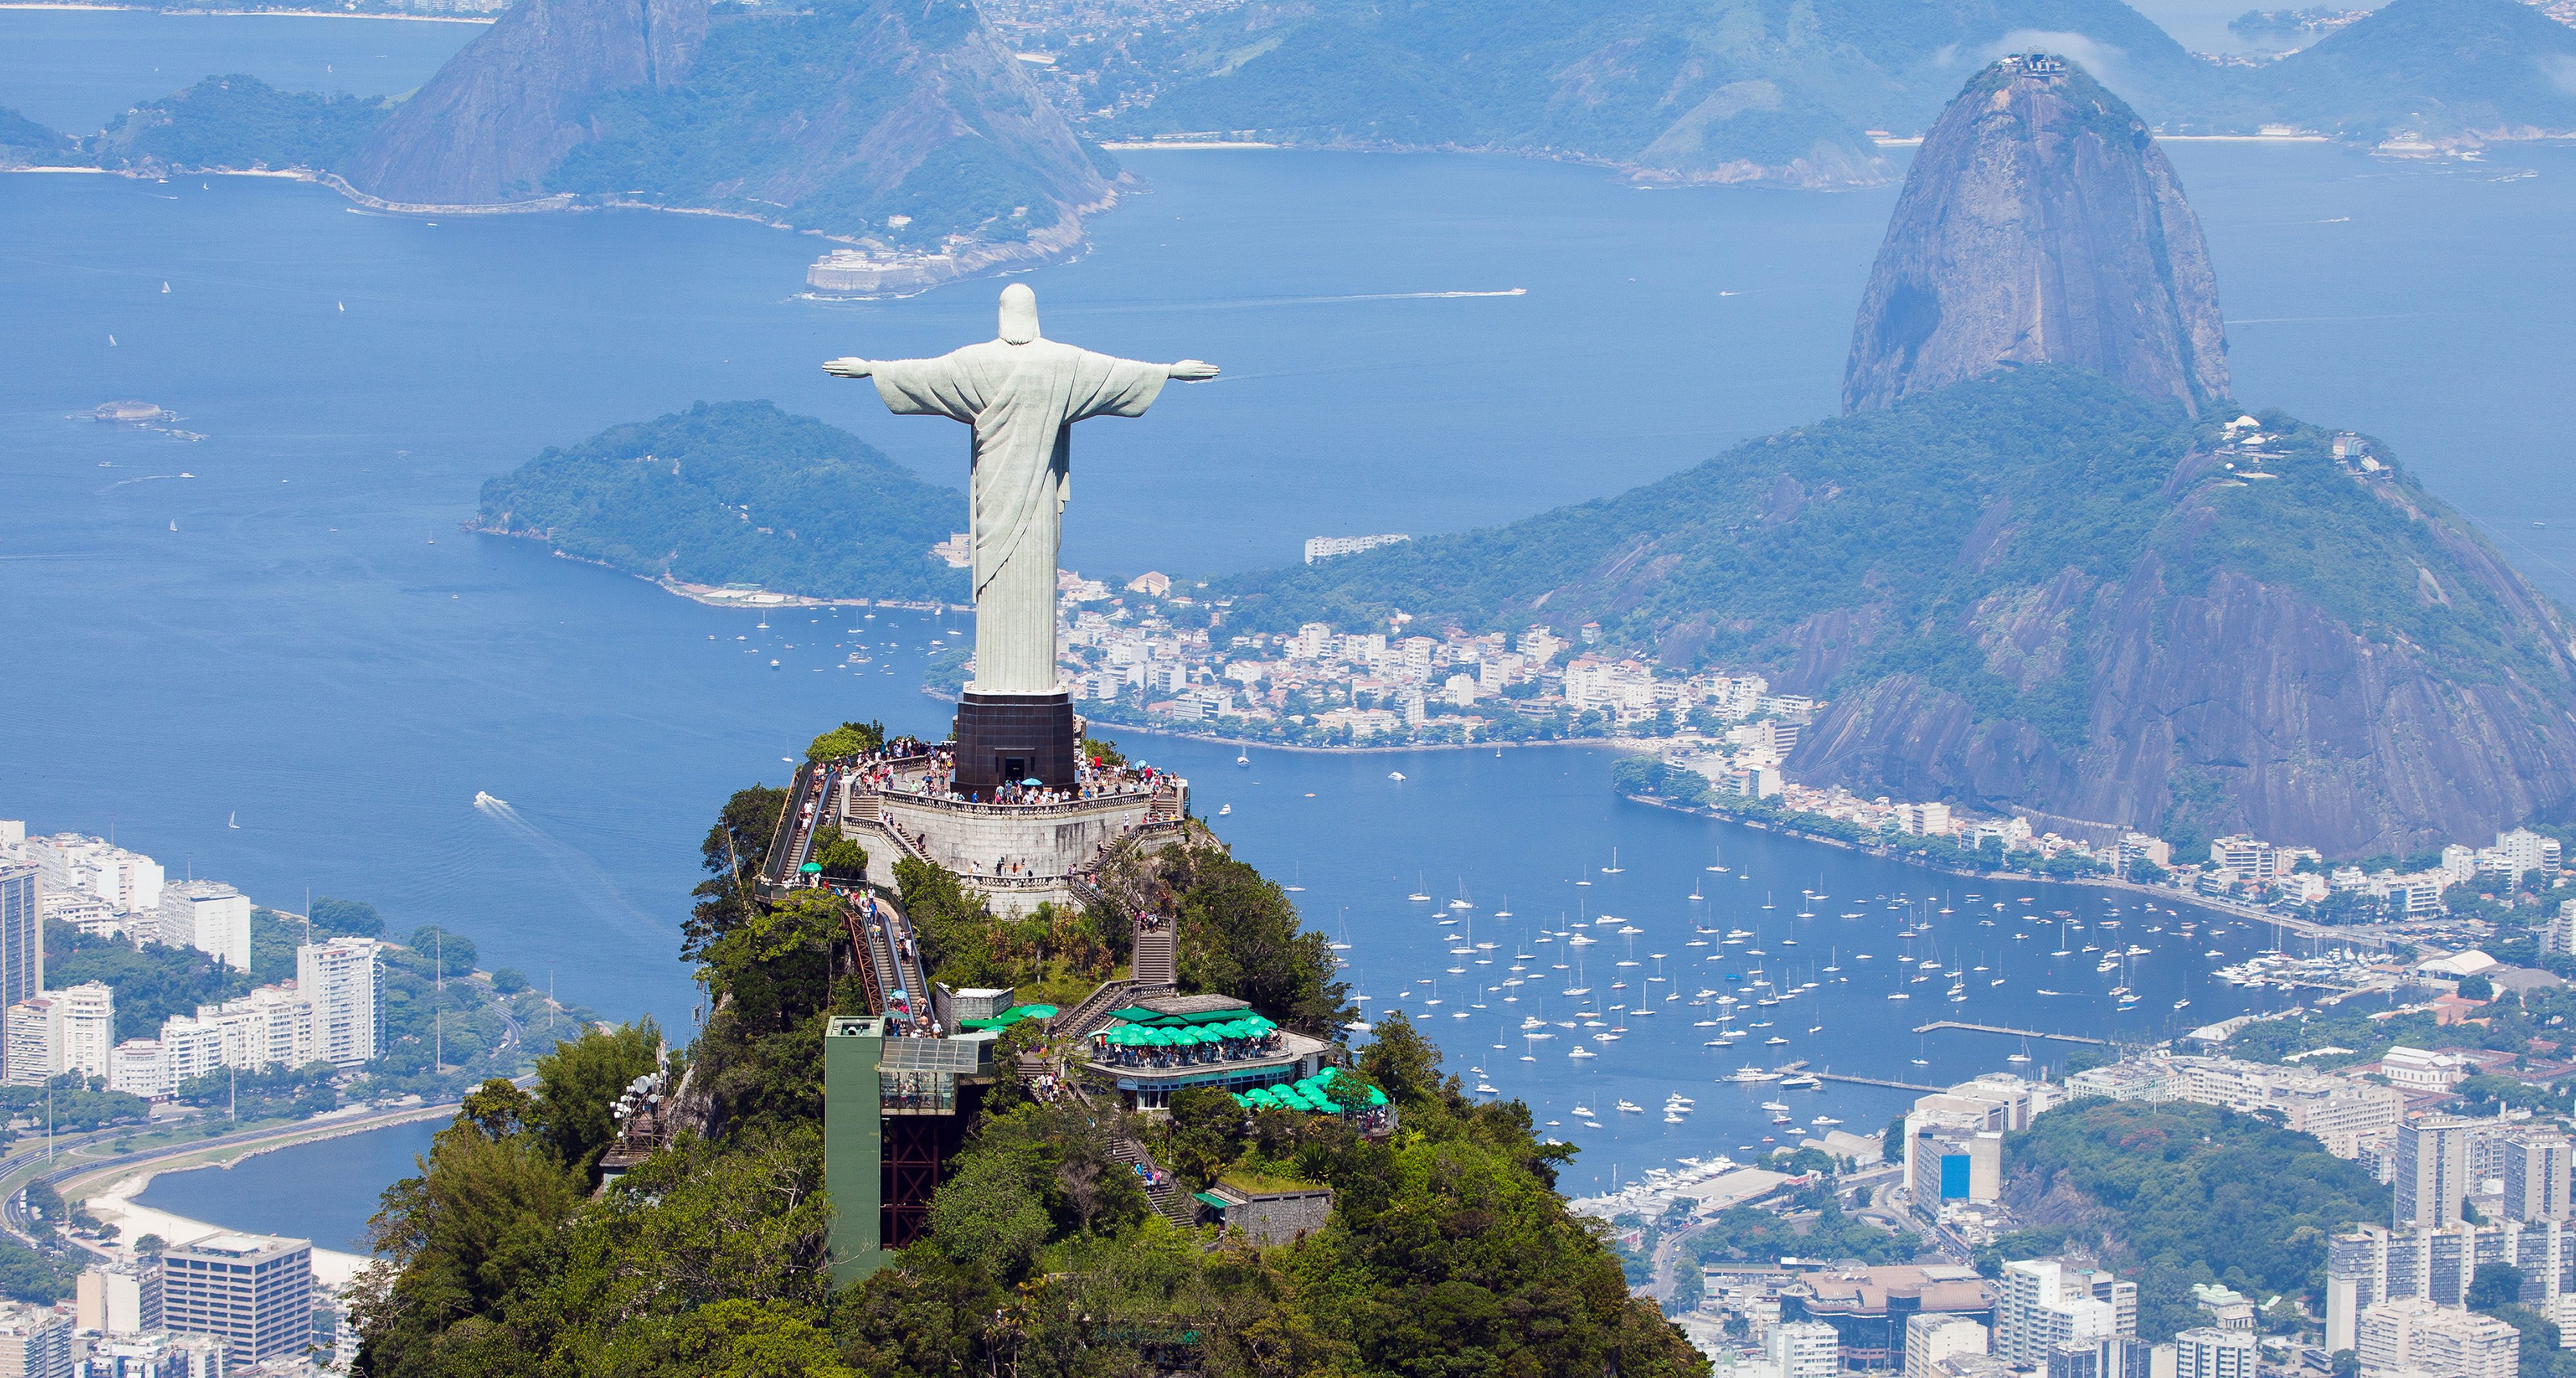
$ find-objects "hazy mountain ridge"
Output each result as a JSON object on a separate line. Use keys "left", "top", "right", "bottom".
{"left": 1844, "top": 59, "right": 2230, "bottom": 416}
{"left": 10, "top": 0, "right": 1117, "bottom": 258}
{"left": 1059, "top": 0, "right": 2576, "bottom": 181}
{"left": 1083, "top": 0, "right": 2225, "bottom": 186}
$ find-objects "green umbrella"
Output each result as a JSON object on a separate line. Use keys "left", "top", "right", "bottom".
{"left": 799, "top": 862, "right": 822, "bottom": 874}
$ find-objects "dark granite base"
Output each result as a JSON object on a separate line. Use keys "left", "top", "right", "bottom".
{"left": 952, "top": 690, "right": 1079, "bottom": 796}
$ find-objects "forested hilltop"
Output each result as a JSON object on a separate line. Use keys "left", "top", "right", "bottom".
{"left": 474, "top": 401, "right": 965, "bottom": 604}
{"left": 351, "top": 780, "right": 1703, "bottom": 1377}
{"left": 1222, "top": 366, "right": 2576, "bottom": 854}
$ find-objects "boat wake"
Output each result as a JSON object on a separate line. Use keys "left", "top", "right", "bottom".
{"left": 471, "top": 793, "right": 668, "bottom": 942}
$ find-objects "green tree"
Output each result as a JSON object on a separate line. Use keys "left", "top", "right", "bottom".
{"left": 351, "top": 1107, "right": 583, "bottom": 1366}
{"left": 533, "top": 1020, "right": 663, "bottom": 1182}
{"left": 312, "top": 895, "right": 386, "bottom": 938}
{"left": 1175, "top": 849, "right": 1350, "bottom": 1034}
{"left": 806, "top": 720, "right": 885, "bottom": 761}
{"left": 410, "top": 926, "right": 479, "bottom": 980}
{"left": 810, "top": 826, "right": 868, "bottom": 882}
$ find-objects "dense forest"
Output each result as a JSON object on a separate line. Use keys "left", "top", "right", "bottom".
{"left": 476, "top": 401, "right": 965, "bottom": 605}
{"left": 351, "top": 779, "right": 1701, "bottom": 1376}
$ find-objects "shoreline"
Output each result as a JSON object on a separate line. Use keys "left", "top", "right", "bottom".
{"left": 1093, "top": 716, "right": 1657, "bottom": 757}
{"left": 465, "top": 523, "right": 969, "bottom": 612}
{"left": 1616, "top": 791, "right": 2380, "bottom": 947}
{"left": 59, "top": 1101, "right": 457, "bottom": 1287}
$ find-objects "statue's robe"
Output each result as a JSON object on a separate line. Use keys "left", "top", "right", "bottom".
{"left": 872, "top": 340, "right": 1166, "bottom": 695}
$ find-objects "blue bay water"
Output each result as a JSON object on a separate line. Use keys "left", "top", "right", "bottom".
{"left": 135, "top": 1119, "right": 437, "bottom": 1251}
{"left": 11, "top": 7, "right": 2576, "bottom": 1222}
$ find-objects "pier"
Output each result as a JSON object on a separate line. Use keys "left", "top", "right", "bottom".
{"left": 1909, "top": 1021, "right": 2105, "bottom": 1045}
{"left": 1814, "top": 1072, "right": 1947, "bottom": 1093}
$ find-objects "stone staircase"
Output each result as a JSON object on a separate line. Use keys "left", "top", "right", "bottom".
{"left": 1131, "top": 921, "right": 1177, "bottom": 986}
{"left": 1061, "top": 1068, "right": 1197, "bottom": 1227}
{"left": 1110, "top": 1131, "right": 1200, "bottom": 1227}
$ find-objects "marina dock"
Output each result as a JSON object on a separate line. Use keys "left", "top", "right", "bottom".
{"left": 1910, "top": 1020, "right": 2105, "bottom": 1045}
{"left": 1814, "top": 1072, "right": 1947, "bottom": 1093}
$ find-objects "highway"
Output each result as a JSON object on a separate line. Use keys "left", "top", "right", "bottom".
{"left": 1, "top": 1100, "right": 462, "bottom": 1254}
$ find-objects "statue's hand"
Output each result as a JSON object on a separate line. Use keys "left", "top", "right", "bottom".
{"left": 1166, "top": 360, "right": 1220, "bottom": 382}
{"left": 822, "top": 357, "right": 875, "bottom": 379}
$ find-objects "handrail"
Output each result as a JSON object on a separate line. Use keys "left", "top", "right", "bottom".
{"left": 874, "top": 788, "right": 1167, "bottom": 820}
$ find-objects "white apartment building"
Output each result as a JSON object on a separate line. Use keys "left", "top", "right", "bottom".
{"left": 2068, "top": 1055, "right": 2403, "bottom": 1156}
{"left": 0, "top": 1299, "right": 70, "bottom": 1378}
{"left": 80, "top": 1331, "right": 223, "bottom": 1377}
{"left": 2505, "top": 1131, "right": 2573, "bottom": 1223}
{"left": 2, "top": 982, "right": 115, "bottom": 1086}
{"left": 157, "top": 880, "right": 251, "bottom": 972}
{"left": 299, "top": 937, "right": 386, "bottom": 1068}
{"left": 2398, "top": 1118, "right": 2477, "bottom": 1227}
{"left": 207, "top": 985, "right": 310, "bottom": 1070}
{"left": 2327, "top": 1218, "right": 2576, "bottom": 1352}
{"left": 158, "top": 1015, "right": 226, "bottom": 1089}
{"left": 1303, "top": 533, "right": 1409, "bottom": 563}
{"left": 22, "top": 833, "right": 163, "bottom": 917}
{"left": 1769, "top": 1320, "right": 1839, "bottom": 1378}
{"left": 2173, "top": 1328, "right": 2258, "bottom": 1378}
{"left": 1998, "top": 1261, "right": 2133, "bottom": 1363}
{"left": 77, "top": 1260, "right": 162, "bottom": 1335}
{"left": 39, "top": 889, "right": 118, "bottom": 941}
{"left": 1564, "top": 657, "right": 1660, "bottom": 720}
{"left": 1905, "top": 1314, "right": 1991, "bottom": 1378}
{"left": 2356, "top": 1298, "right": 2519, "bottom": 1378}
{"left": 108, "top": 1039, "right": 168, "bottom": 1099}
{"left": 109, "top": 939, "right": 386, "bottom": 1096}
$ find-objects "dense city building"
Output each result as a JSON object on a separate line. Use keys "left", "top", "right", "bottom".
{"left": 156, "top": 1232, "right": 314, "bottom": 1364}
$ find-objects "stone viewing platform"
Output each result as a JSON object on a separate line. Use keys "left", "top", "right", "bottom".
{"left": 764, "top": 742, "right": 1189, "bottom": 915}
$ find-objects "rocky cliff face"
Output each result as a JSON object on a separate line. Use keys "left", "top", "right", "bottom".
{"left": 1843, "top": 55, "right": 2230, "bottom": 417}
{"left": 346, "top": 0, "right": 703, "bottom": 205}
{"left": 1785, "top": 434, "right": 2576, "bottom": 855}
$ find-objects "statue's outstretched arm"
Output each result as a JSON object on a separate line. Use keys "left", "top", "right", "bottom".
{"left": 1166, "top": 360, "right": 1220, "bottom": 382}
{"left": 823, "top": 357, "right": 874, "bottom": 379}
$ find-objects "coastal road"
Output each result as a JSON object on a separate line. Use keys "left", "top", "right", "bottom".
{"left": 2, "top": 1099, "right": 464, "bottom": 1251}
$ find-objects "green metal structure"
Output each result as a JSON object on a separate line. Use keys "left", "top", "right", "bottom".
{"left": 824, "top": 1015, "right": 891, "bottom": 1285}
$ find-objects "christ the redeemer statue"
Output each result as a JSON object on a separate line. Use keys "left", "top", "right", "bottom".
{"left": 824, "top": 284, "right": 1215, "bottom": 792}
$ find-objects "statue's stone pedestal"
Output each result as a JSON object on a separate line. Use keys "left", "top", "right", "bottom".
{"left": 952, "top": 690, "right": 1079, "bottom": 797}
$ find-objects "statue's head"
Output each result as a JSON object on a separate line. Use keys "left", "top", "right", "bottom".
{"left": 998, "top": 284, "right": 1041, "bottom": 345}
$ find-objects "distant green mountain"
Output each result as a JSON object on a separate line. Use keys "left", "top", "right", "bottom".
{"left": 1220, "top": 366, "right": 2576, "bottom": 854}
{"left": 87, "top": 76, "right": 392, "bottom": 175}
{"left": 0, "top": 104, "right": 79, "bottom": 168}
{"left": 1088, "top": 0, "right": 2233, "bottom": 185}
{"left": 476, "top": 401, "right": 966, "bottom": 604}
{"left": 2255, "top": 0, "right": 2576, "bottom": 143}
